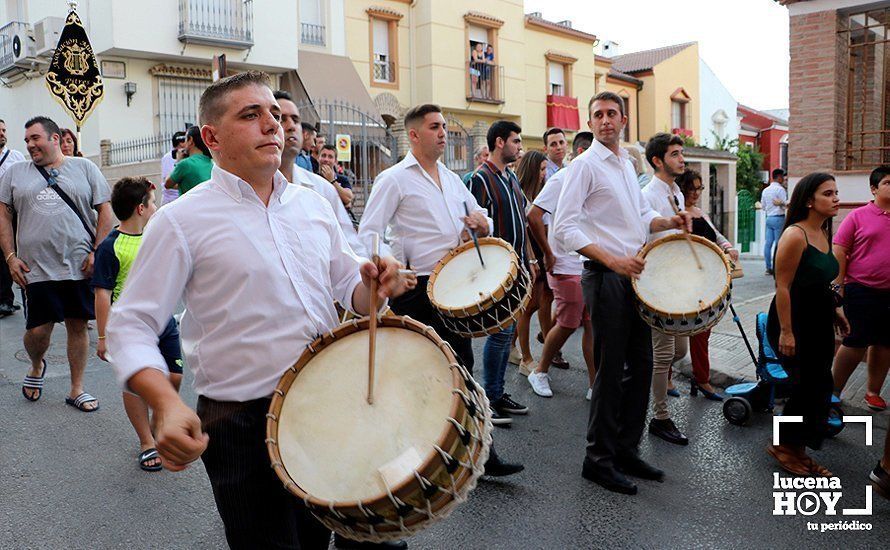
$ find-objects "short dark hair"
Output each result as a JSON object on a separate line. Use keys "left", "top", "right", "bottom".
{"left": 675, "top": 169, "right": 703, "bottom": 197}
{"left": 645, "top": 132, "right": 684, "bottom": 170}
{"left": 199, "top": 70, "right": 272, "bottom": 125}
{"left": 404, "top": 104, "right": 443, "bottom": 129}
{"left": 25, "top": 116, "right": 61, "bottom": 140}
{"left": 869, "top": 165, "right": 890, "bottom": 189}
{"left": 487, "top": 120, "right": 522, "bottom": 151}
{"left": 543, "top": 127, "right": 565, "bottom": 145}
{"left": 301, "top": 121, "right": 317, "bottom": 133}
{"left": 273, "top": 90, "right": 293, "bottom": 102}
{"left": 186, "top": 125, "right": 210, "bottom": 157}
{"left": 171, "top": 131, "right": 186, "bottom": 148}
{"left": 572, "top": 131, "right": 593, "bottom": 153}
{"left": 111, "top": 177, "right": 153, "bottom": 221}
{"left": 588, "top": 91, "right": 626, "bottom": 117}
{"left": 321, "top": 143, "right": 337, "bottom": 153}
{"left": 772, "top": 168, "right": 786, "bottom": 179}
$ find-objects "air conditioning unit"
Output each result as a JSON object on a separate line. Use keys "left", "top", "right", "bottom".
{"left": 33, "top": 17, "right": 64, "bottom": 57}
{"left": 0, "top": 26, "right": 34, "bottom": 76}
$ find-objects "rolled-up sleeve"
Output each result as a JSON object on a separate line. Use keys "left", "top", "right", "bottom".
{"left": 553, "top": 161, "right": 595, "bottom": 254}
{"left": 107, "top": 209, "right": 191, "bottom": 388}
{"left": 358, "top": 173, "right": 399, "bottom": 259}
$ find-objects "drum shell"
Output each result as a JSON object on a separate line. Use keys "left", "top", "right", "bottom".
{"left": 437, "top": 265, "right": 531, "bottom": 338}
{"left": 266, "top": 316, "right": 492, "bottom": 542}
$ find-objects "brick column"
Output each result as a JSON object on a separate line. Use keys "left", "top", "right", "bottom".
{"left": 470, "top": 121, "right": 488, "bottom": 155}
{"left": 100, "top": 139, "right": 111, "bottom": 167}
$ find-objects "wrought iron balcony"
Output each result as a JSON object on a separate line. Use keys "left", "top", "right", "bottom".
{"left": 373, "top": 60, "right": 396, "bottom": 83}
{"left": 301, "top": 22, "right": 325, "bottom": 46}
{"left": 466, "top": 62, "right": 504, "bottom": 104}
{"left": 178, "top": 0, "right": 254, "bottom": 49}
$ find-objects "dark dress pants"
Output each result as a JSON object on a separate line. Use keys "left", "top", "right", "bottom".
{"left": 582, "top": 269, "right": 654, "bottom": 469}
{"left": 197, "top": 397, "right": 332, "bottom": 550}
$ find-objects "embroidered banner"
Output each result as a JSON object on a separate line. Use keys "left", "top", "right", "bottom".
{"left": 44, "top": 10, "right": 104, "bottom": 130}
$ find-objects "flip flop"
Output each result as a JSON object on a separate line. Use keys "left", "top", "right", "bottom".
{"left": 22, "top": 359, "right": 48, "bottom": 402}
{"left": 65, "top": 392, "right": 99, "bottom": 412}
{"left": 766, "top": 444, "right": 809, "bottom": 476}
{"left": 139, "top": 448, "right": 163, "bottom": 472}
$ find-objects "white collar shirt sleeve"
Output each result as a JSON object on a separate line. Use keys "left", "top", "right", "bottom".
{"left": 641, "top": 175, "right": 685, "bottom": 242}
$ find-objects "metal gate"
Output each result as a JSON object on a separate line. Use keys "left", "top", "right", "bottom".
{"left": 445, "top": 117, "right": 473, "bottom": 176}
{"left": 736, "top": 189, "right": 756, "bottom": 253}
{"left": 295, "top": 100, "right": 397, "bottom": 218}
{"left": 708, "top": 165, "right": 726, "bottom": 237}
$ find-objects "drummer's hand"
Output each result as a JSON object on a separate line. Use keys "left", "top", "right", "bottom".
{"left": 361, "top": 256, "right": 414, "bottom": 299}
{"left": 671, "top": 210, "right": 693, "bottom": 232}
{"left": 778, "top": 330, "right": 796, "bottom": 357}
{"left": 461, "top": 211, "right": 489, "bottom": 237}
{"left": 153, "top": 398, "right": 209, "bottom": 472}
{"left": 608, "top": 255, "right": 646, "bottom": 279}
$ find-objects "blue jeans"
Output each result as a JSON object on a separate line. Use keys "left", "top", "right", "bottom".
{"left": 482, "top": 323, "right": 515, "bottom": 403}
{"left": 764, "top": 215, "right": 785, "bottom": 271}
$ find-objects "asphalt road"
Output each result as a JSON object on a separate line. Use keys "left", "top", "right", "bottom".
{"left": 1, "top": 259, "right": 886, "bottom": 549}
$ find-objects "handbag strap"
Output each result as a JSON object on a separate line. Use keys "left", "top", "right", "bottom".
{"left": 36, "top": 165, "right": 96, "bottom": 244}
{"left": 0, "top": 150, "right": 9, "bottom": 169}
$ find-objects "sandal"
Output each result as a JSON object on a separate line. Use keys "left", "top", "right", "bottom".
{"left": 65, "top": 392, "right": 99, "bottom": 412}
{"left": 22, "top": 359, "right": 48, "bottom": 402}
{"left": 139, "top": 448, "right": 163, "bottom": 472}
{"left": 551, "top": 352, "right": 570, "bottom": 369}
{"left": 767, "top": 444, "right": 809, "bottom": 476}
{"left": 800, "top": 456, "right": 833, "bottom": 477}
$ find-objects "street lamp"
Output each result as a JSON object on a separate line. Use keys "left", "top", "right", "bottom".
{"left": 124, "top": 81, "right": 137, "bottom": 106}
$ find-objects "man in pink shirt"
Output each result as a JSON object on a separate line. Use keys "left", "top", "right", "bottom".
{"left": 831, "top": 165, "right": 890, "bottom": 411}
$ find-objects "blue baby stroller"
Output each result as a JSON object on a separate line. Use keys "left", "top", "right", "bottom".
{"left": 721, "top": 308, "right": 844, "bottom": 436}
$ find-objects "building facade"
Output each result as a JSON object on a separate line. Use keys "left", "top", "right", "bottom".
{"left": 738, "top": 104, "right": 788, "bottom": 179}
{"left": 699, "top": 60, "right": 739, "bottom": 150}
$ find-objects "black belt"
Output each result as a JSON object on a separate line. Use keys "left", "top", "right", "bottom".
{"left": 583, "top": 260, "right": 613, "bottom": 273}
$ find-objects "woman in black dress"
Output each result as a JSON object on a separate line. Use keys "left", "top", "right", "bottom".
{"left": 767, "top": 172, "right": 848, "bottom": 477}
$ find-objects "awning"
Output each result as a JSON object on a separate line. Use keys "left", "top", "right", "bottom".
{"left": 280, "top": 51, "right": 382, "bottom": 125}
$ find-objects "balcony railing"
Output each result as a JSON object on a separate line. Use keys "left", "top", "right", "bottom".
{"left": 178, "top": 0, "right": 254, "bottom": 49}
{"left": 102, "top": 134, "right": 169, "bottom": 167}
{"left": 373, "top": 60, "right": 396, "bottom": 83}
{"left": 301, "top": 22, "right": 325, "bottom": 46}
{"left": 0, "top": 22, "right": 29, "bottom": 71}
{"left": 466, "top": 62, "right": 504, "bottom": 104}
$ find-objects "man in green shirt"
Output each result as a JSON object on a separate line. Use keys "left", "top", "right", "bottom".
{"left": 165, "top": 125, "right": 213, "bottom": 196}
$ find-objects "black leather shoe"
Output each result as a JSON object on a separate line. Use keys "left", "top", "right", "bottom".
{"left": 484, "top": 447, "right": 524, "bottom": 477}
{"left": 0, "top": 303, "right": 14, "bottom": 317}
{"left": 648, "top": 418, "right": 689, "bottom": 446}
{"left": 334, "top": 534, "right": 408, "bottom": 549}
{"left": 581, "top": 461, "right": 637, "bottom": 495}
{"left": 616, "top": 456, "right": 665, "bottom": 482}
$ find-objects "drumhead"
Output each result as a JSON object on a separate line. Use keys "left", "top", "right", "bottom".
{"left": 277, "top": 327, "right": 454, "bottom": 502}
{"left": 431, "top": 243, "right": 513, "bottom": 309}
{"left": 635, "top": 238, "right": 729, "bottom": 315}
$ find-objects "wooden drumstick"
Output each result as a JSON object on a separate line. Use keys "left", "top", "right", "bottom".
{"left": 667, "top": 196, "right": 702, "bottom": 271}
{"left": 367, "top": 234, "right": 380, "bottom": 405}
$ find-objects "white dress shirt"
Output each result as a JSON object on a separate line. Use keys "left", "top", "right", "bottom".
{"left": 293, "top": 166, "right": 366, "bottom": 256}
{"left": 761, "top": 182, "right": 787, "bottom": 217}
{"left": 0, "top": 147, "right": 26, "bottom": 179}
{"left": 159, "top": 150, "right": 179, "bottom": 204}
{"left": 359, "top": 150, "right": 492, "bottom": 276}
{"left": 107, "top": 165, "right": 368, "bottom": 401}
{"left": 552, "top": 140, "right": 659, "bottom": 260}
{"left": 641, "top": 175, "right": 684, "bottom": 242}
{"left": 532, "top": 168, "right": 583, "bottom": 276}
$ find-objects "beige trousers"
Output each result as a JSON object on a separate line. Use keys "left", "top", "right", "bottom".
{"left": 651, "top": 330, "right": 688, "bottom": 420}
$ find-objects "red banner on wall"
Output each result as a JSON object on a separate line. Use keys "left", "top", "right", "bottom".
{"left": 546, "top": 95, "right": 580, "bottom": 131}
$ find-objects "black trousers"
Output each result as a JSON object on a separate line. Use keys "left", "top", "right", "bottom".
{"left": 390, "top": 276, "right": 475, "bottom": 374}
{"left": 582, "top": 269, "right": 654, "bottom": 469}
{"left": 197, "top": 396, "right": 331, "bottom": 550}
{"left": 0, "top": 212, "right": 15, "bottom": 306}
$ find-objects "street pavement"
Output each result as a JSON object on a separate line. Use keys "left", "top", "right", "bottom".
{"left": 1, "top": 258, "right": 887, "bottom": 548}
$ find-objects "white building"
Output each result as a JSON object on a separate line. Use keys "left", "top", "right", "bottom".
{"left": 0, "top": 0, "right": 305, "bottom": 161}
{"left": 698, "top": 59, "right": 739, "bottom": 149}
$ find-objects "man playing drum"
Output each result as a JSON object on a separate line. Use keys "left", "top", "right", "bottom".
{"left": 552, "top": 91, "right": 690, "bottom": 496}
{"left": 106, "top": 72, "right": 414, "bottom": 549}
{"left": 359, "top": 103, "right": 524, "bottom": 477}
{"left": 640, "top": 133, "right": 691, "bottom": 446}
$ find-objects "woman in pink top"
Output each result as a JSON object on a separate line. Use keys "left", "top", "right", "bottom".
{"left": 831, "top": 165, "right": 890, "bottom": 411}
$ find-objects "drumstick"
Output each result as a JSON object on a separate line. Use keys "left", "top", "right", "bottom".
{"left": 667, "top": 196, "right": 702, "bottom": 271}
{"left": 368, "top": 234, "right": 380, "bottom": 405}
{"left": 463, "top": 202, "right": 485, "bottom": 268}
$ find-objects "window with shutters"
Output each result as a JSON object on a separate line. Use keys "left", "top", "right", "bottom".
{"left": 549, "top": 62, "right": 566, "bottom": 96}
{"left": 367, "top": 8, "right": 402, "bottom": 88}
{"left": 300, "top": 0, "right": 325, "bottom": 46}
{"left": 157, "top": 75, "right": 209, "bottom": 136}
{"left": 464, "top": 13, "right": 504, "bottom": 103}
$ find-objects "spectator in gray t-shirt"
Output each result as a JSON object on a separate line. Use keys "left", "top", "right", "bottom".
{"left": 0, "top": 116, "right": 112, "bottom": 412}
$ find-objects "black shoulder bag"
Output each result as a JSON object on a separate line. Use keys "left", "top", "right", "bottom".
{"left": 0, "top": 150, "right": 10, "bottom": 168}
{"left": 36, "top": 165, "right": 96, "bottom": 244}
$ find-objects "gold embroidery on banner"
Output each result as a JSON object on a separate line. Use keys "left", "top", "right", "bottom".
{"left": 44, "top": 11, "right": 104, "bottom": 127}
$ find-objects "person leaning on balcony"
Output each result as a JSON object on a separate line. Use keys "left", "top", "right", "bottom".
{"left": 165, "top": 125, "right": 212, "bottom": 197}
{"left": 469, "top": 42, "right": 485, "bottom": 97}
{"left": 830, "top": 164, "right": 890, "bottom": 412}
{"left": 762, "top": 168, "right": 788, "bottom": 276}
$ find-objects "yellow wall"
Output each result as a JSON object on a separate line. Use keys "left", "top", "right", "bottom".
{"left": 637, "top": 43, "right": 700, "bottom": 142}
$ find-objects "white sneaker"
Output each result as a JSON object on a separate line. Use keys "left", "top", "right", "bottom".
{"left": 519, "top": 358, "right": 536, "bottom": 376}
{"left": 528, "top": 371, "right": 553, "bottom": 397}
{"left": 586, "top": 387, "right": 593, "bottom": 401}
{"left": 508, "top": 346, "right": 522, "bottom": 365}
